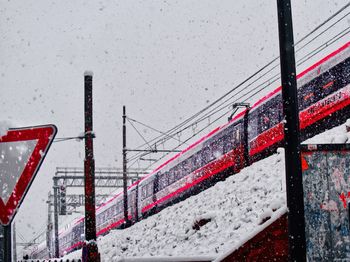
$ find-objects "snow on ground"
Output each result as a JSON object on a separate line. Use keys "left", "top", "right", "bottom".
{"left": 64, "top": 149, "right": 287, "bottom": 261}
{"left": 304, "top": 120, "right": 350, "bottom": 144}
{"left": 63, "top": 121, "right": 350, "bottom": 261}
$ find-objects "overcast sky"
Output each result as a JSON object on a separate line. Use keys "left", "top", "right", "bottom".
{"left": 1, "top": 0, "right": 349, "bottom": 252}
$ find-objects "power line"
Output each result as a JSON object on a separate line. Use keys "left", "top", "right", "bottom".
{"left": 129, "top": 6, "right": 350, "bottom": 169}
{"left": 295, "top": 2, "right": 350, "bottom": 45}
{"left": 131, "top": 4, "right": 350, "bottom": 157}
{"left": 295, "top": 11, "right": 350, "bottom": 53}
{"left": 127, "top": 117, "right": 186, "bottom": 145}
{"left": 126, "top": 117, "right": 154, "bottom": 151}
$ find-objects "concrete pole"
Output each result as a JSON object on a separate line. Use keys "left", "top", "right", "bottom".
{"left": 83, "top": 71, "right": 100, "bottom": 262}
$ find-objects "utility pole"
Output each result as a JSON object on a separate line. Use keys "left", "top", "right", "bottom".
{"left": 47, "top": 192, "right": 53, "bottom": 258}
{"left": 3, "top": 224, "right": 11, "bottom": 262}
{"left": 276, "top": 0, "right": 306, "bottom": 261}
{"left": 82, "top": 71, "right": 100, "bottom": 261}
{"left": 0, "top": 225, "right": 3, "bottom": 262}
{"left": 123, "top": 106, "right": 129, "bottom": 226}
{"left": 12, "top": 222, "right": 16, "bottom": 262}
{"left": 53, "top": 178, "right": 59, "bottom": 258}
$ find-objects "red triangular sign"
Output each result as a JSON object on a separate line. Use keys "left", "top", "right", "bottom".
{"left": 0, "top": 125, "right": 57, "bottom": 225}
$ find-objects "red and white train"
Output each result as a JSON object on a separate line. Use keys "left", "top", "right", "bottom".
{"left": 28, "top": 41, "right": 350, "bottom": 259}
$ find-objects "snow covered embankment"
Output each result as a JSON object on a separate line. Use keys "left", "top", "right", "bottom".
{"left": 63, "top": 121, "right": 350, "bottom": 261}
{"left": 65, "top": 150, "right": 287, "bottom": 261}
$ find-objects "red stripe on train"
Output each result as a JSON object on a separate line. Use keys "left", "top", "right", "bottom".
{"left": 250, "top": 88, "right": 350, "bottom": 156}
{"left": 62, "top": 241, "right": 84, "bottom": 254}
{"left": 249, "top": 123, "right": 284, "bottom": 157}
{"left": 142, "top": 148, "right": 243, "bottom": 213}
{"left": 300, "top": 88, "right": 350, "bottom": 129}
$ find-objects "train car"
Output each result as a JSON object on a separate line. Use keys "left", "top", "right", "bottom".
{"left": 58, "top": 217, "right": 85, "bottom": 257}
{"left": 140, "top": 41, "right": 350, "bottom": 222}
{"left": 25, "top": 241, "right": 49, "bottom": 260}
{"left": 96, "top": 192, "right": 125, "bottom": 235}
{"left": 28, "top": 41, "right": 350, "bottom": 259}
{"left": 248, "top": 42, "right": 350, "bottom": 162}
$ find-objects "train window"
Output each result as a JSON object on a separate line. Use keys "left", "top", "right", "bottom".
{"left": 141, "top": 185, "right": 147, "bottom": 199}
{"left": 168, "top": 169, "right": 175, "bottom": 184}
{"left": 299, "top": 83, "right": 315, "bottom": 109}
{"left": 197, "top": 152, "right": 203, "bottom": 167}
{"left": 159, "top": 172, "right": 168, "bottom": 190}
{"left": 209, "top": 141, "right": 218, "bottom": 160}
{"left": 178, "top": 163, "right": 184, "bottom": 178}
{"left": 267, "top": 98, "right": 281, "bottom": 127}
{"left": 154, "top": 172, "right": 160, "bottom": 191}
{"left": 341, "top": 59, "right": 350, "bottom": 86}
{"left": 193, "top": 152, "right": 202, "bottom": 170}
{"left": 215, "top": 138, "right": 224, "bottom": 157}
{"left": 174, "top": 166, "right": 182, "bottom": 180}
{"left": 182, "top": 161, "right": 188, "bottom": 177}
{"left": 276, "top": 95, "right": 283, "bottom": 123}
{"left": 164, "top": 171, "right": 170, "bottom": 186}
{"left": 189, "top": 155, "right": 196, "bottom": 172}
{"left": 248, "top": 111, "right": 258, "bottom": 141}
{"left": 219, "top": 137, "right": 224, "bottom": 153}
{"left": 224, "top": 134, "right": 233, "bottom": 152}
{"left": 231, "top": 127, "right": 237, "bottom": 146}
{"left": 202, "top": 146, "right": 211, "bottom": 164}
{"left": 258, "top": 109, "right": 270, "bottom": 133}
{"left": 235, "top": 128, "right": 240, "bottom": 141}
{"left": 182, "top": 160, "right": 190, "bottom": 175}
{"left": 149, "top": 182, "right": 154, "bottom": 196}
{"left": 172, "top": 167, "right": 177, "bottom": 181}
{"left": 159, "top": 173, "right": 164, "bottom": 190}
{"left": 318, "top": 71, "right": 335, "bottom": 98}
{"left": 117, "top": 201, "right": 122, "bottom": 214}
{"left": 146, "top": 184, "right": 150, "bottom": 198}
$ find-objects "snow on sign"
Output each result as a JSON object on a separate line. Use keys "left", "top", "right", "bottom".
{"left": 0, "top": 125, "right": 57, "bottom": 225}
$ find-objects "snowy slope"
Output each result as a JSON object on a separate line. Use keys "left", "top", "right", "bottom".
{"left": 41, "top": 120, "right": 350, "bottom": 261}
{"left": 63, "top": 148, "right": 287, "bottom": 261}
{"left": 63, "top": 155, "right": 285, "bottom": 261}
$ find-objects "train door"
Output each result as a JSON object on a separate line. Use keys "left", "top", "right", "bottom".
{"left": 153, "top": 174, "right": 159, "bottom": 211}
{"left": 137, "top": 183, "right": 142, "bottom": 220}
{"left": 128, "top": 188, "right": 138, "bottom": 222}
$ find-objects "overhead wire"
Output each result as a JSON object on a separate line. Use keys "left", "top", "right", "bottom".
{"left": 127, "top": 3, "right": 350, "bottom": 169}
{"left": 126, "top": 117, "right": 154, "bottom": 151}
{"left": 128, "top": 3, "right": 350, "bottom": 161}
{"left": 128, "top": 29, "right": 349, "bottom": 165}
{"left": 127, "top": 117, "right": 185, "bottom": 145}
{"left": 163, "top": 11, "right": 350, "bottom": 139}
{"left": 192, "top": 25, "right": 350, "bottom": 125}
{"left": 233, "top": 26, "right": 350, "bottom": 106}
